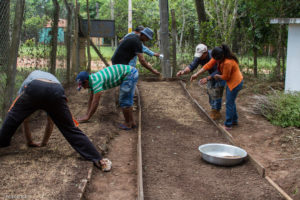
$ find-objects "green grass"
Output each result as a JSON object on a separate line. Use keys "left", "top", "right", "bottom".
{"left": 239, "top": 55, "right": 277, "bottom": 73}
{"left": 19, "top": 43, "right": 114, "bottom": 60}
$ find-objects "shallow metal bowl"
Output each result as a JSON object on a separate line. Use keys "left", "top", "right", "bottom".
{"left": 198, "top": 143, "right": 247, "bottom": 166}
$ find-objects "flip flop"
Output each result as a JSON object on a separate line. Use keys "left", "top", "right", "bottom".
{"left": 118, "top": 124, "right": 132, "bottom": 131}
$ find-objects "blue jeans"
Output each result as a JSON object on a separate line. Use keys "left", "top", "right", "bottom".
{"left": 225, "top": 80, "right": 243, "bottom": 127}
{"left": 119, "top": 67, "right": 139, "bottom": 107}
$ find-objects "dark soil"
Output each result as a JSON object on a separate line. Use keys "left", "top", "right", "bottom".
{"left": 0, "top": 87, "right": 118, "bottom": 200}
{"left": 186, "top": 76, "right": 300, "bottom": 199}
{"left": 139, "top": 80, "right": 283, "bottom": 200}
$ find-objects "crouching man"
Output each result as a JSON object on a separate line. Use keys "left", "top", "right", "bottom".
{"left": 0, "top": 70, "right": 111, "bottom": 172}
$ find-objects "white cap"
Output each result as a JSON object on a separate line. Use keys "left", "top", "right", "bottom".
{"left": 194, "top": 44, "right": 207, "bottom": 57}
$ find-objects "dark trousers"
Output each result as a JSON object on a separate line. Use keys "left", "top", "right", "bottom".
{"left": 0, "top": 80, "right": 102, "bottom": 162}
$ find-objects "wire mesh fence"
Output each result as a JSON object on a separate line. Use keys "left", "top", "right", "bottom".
{"left": 0, "top": 0, "right": 72, "bottom": 121}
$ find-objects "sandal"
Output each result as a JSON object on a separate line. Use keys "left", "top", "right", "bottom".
{"left": 223, "top": 125, "right": 232, "bottom": 131}
{"left": 118, "top": 123, "right": 132, "bottom": 131}
{"left": 94, "top": 158, "right": 112, "bottom": 172}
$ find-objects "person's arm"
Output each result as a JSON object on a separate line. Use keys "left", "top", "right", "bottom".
{"left": 177, "top": 57, "right": 201, "bottom": 77}
{"left": 176, "top": 67, "right": 191, "bottom": 77}
{"left": 214, "top": 62, "right": 232, "bottom": 81}
{"left": 137, "top": 53, "right": 160, "bottom": 75}
{"left": 23, "top": 117, "right": 40, "bottom": 147}
{"left": 40, "top": 116, "right": 54, "bottom": 146}
{"left": 142, "top": 44, "right": 159, "bottom": 57}
{"left": 190, "top": 67, "right": 207, "bottom": 81}
{"left": 87, "top": 91, "right": 93, "bottom": 114}
{"left": 190, "top": 58, "right": 217, "bottom": 81}
{"left": 78, "top": 91, "right": 102, "bottom": 122}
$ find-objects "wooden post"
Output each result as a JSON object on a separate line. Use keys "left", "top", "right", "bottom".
{"left": 86, "top": 0, "right": 91, "bottom": 72}
{"left": 64, "top": 0, "right": 73, "bottom": 84}
{"left": 50, "top": 0, "right": 60, "bottom": 75}
{"left": 159, "top": 0, "right": 171, "bottom": 78}
{"left": 89, "top": 39, "right": 109, "bottom": 67}
{"left": 71, "top": 1, "right": 79, "bottom": 77}
{"left": 171, "top": 9, "right": 177, "bottom": 77}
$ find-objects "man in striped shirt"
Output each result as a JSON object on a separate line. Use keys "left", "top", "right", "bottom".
{"left": 76, "top": 64, "right": 138, "bottom": 130}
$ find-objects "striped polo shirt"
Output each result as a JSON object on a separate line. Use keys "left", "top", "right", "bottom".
{"left": 89, "top": 64, "right": 132, "bottom": 94}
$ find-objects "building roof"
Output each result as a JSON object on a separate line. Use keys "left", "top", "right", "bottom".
{"left": 270, "top": 18, "right": 300, "bottom": 24}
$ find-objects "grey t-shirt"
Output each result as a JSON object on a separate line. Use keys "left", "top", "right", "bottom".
{"left": 18, "top": 70, "right": 60, "bottom": 95}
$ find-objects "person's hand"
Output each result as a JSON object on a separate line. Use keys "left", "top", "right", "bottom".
{"left": 27, "top": 141, "right": 41, "bottom": 148}
{"left": 78, "top": 115, "right": 90, "bottom": 123}
{"left": 152, "top": 69, "right": 161, "bottom": 76}
{"left": 199, "top": 77, "right": 208, "bottom": 85}
{"left": 154, "top": 53, "right": 160, "bottom": 57}
{"left": 214, "top": 74, "right": 221, "bottom": 80}
{"left": 176, "top": 70, "right": 185, "bottom": 77}
{"left": 190, "top": 74, "right": 198, "bottom": 82}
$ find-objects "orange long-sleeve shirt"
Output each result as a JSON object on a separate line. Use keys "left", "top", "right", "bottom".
{"left": 202, "top": 58, "right": 243, "bottom": 91}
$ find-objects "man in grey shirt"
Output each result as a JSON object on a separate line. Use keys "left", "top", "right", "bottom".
{"left": 17, "top": 70, "right": 59, "bottom": 147}
{"left": 0, "top": 70, "right": 112, "bottom": 171}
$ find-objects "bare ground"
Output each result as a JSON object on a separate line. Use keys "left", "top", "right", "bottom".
{"left": 186, "top": 77, "right": 300, "bottom": 199}
{"left": 0, "top": 86, "right": 120, "bottom": 200}
{"left": 139, "top": 80, "right": 283, "bottom": 200}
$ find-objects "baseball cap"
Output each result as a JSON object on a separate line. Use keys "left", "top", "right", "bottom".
{"left": 76, "top": 71, "right": 89, "bottom": 91}
{"left": 141, "top": 27, "right": 154, "bottom": 40}
{"left": 134, "top": 25, "right": 145, "bottom": 32}
{"left": 194, "top": 44, "right": 207, "bottom": 58}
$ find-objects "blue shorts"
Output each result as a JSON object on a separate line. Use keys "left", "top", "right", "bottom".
{"left": 119, "top": 67, "right": 139, "bottom": 107}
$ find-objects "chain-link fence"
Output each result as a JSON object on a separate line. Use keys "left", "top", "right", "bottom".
{"left": 0, "top": 0, "right": 72, "bottom": 121}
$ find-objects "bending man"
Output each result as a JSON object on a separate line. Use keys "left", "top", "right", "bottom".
{"left": 0, "top": 70, "right": 111, "bottom": 172}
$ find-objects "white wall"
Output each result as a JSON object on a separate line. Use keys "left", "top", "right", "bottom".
{"left": 285, "top": 24, "right": 300, "bottom": 92}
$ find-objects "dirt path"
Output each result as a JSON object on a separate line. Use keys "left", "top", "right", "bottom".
{"left": 83, "top": 89, "right": 138, "bottom": 200}
{"left": 186, "top": 79, "right": 300, "bottom": 199}
{"left": 0, "top": 87, "right": 121, "bottom": 200}
{"left": 139, "top": 80, "right": 283, "bottom": 200}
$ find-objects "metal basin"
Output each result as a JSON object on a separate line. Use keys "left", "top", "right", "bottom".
{"left": 198, "top": 143, "right": 247, "bottom": 166}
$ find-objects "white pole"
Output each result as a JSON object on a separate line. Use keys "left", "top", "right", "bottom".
{"left": 128, "top": 0, "right": 132, "bottom": 33}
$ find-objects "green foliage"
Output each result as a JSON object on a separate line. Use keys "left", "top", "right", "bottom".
{"left": 260, "top": 91, "right": 300, "bottom": 128}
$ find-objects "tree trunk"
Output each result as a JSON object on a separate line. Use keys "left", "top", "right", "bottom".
{"left": 159, "top": 0, "right": 171, "bottom": 78}
{"left": 171, "top": 9, "right": 177, "bottom": 77}
{"left": 179, "top": 0, "right": 185, "bottom": 51}
{"left": 71, "top": 0, "right": 80, "bottom": 77}
{"left": 253, "top": 47, "right": 258, "bottom": 77}
{"left": 86, "top": 0, "right": 91, "bottom": 73}
{"left": 50, "top": 0, "right": 60, "bottom": 75}
{"left": 64, "top": 0, "right": 73, "bottom": 84}
{"left": 2, "top": 0, "right": 25, "bottom": 119}
{"left": 194, "top": 0, "right": 207, "bottom": 23}
{"left": 275, "top": 24, "right": 282, "bottom": 80}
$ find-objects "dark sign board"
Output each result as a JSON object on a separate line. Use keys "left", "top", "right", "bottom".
{"left": 81, "top": 19, "right": 115, "bottom": 38}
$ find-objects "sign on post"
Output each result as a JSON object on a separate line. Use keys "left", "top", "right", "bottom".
{"left": 80, "top": 19, "right": 115, "bottom": 38}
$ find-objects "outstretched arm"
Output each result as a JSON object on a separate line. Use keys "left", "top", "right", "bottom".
{"left": 23, "top": 117, "right": 40, "bottom": 147}
{"left": 78, "top": 92, "right": 102, "bottom": 123}
{"left": 137, "top": 53, "right": 161, "bottom": 76}
{"left": 40, "top": 116, "right": 54, "bottom": 146}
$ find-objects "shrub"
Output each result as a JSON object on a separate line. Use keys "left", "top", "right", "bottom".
{"left": 253, "top": 91, "right": 300, "bottom": 127}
